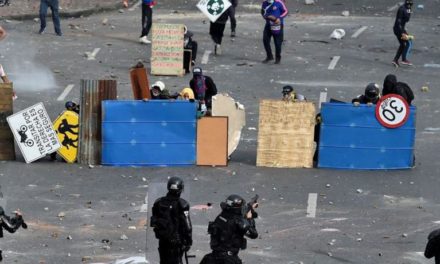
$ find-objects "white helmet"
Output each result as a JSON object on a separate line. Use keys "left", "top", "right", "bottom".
{"left": 152, "top": 81, "right": 165, "bottom": 91}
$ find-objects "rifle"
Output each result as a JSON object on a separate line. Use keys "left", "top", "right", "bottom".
{"left": 184, "top": 251, "right": 196, "bottom": 264}
{"left": 246, "top": 194, "right": 259, "bottom": 219}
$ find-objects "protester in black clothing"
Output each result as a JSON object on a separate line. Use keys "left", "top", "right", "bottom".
{"left": 150, "top": 177, "right": 192, "bottom": 264}
{"left": 392, "top": 0, "right": 413, "bottom": 67}
{"left": 209, "top": 8, "right": 230, "bottom": 55}
{"left": 0, "top": 207, "right": 27, "bottom": 262}
{"left": 229, "top": 0, "right": 238, "bottom": 37}
{"left": 184, "top": 26, "right": 198, "bottom": 65}
{"left": 425, "top": 229, "right": 440, "bottom": 264}
{"left": 200, "top": 194, "right": 258, "bottom": 264}
{"left": 352, "top": 83, "right": 381, "bottom": 105}
{"left": 189, "top": 67, "right": 217, "bottom": 112}
{"left": 383, "top": 74, "right": 414, "bottom": 105}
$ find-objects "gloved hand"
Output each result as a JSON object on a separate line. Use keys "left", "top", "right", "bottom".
{"left": 182, "top": 244, "right": 191, "bottom": 252}
{"left": 353, "top": 101, "right": 360, "bottom": 107}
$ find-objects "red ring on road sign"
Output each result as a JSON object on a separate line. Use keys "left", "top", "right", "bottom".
{"left": 375, "top": 94, "right": 410, "bottom": 128}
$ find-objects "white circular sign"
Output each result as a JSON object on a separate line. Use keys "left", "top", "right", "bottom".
{"left": 375, "top": 94, "right": 410, "bottom": 128}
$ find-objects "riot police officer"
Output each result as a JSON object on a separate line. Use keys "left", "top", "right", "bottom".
{"left": 200, "top": 194, "right": 258, "bottom": 264}
{"left": 150, "top": 177, "right": 192, "bottom": 264}
{"left": 0, "top": 207, "right": 27, "bottom": 261}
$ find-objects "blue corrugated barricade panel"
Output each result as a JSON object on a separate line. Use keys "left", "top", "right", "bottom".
{"left": 317, "top": 103, "right": 416, "bottom": 170}
{"left": 102, "top": 100, "right": 197, "bottom": 166}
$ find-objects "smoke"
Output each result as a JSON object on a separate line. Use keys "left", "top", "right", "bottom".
{"left": 0, "top": 32, "right": 57, "bottom": 91}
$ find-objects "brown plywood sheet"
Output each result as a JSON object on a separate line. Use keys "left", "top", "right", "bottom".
{"left": 130, "top": 67, "right": 151, "bottom": 100}
{"left": 211, "top": 94, "right": 246, "bottom": 157}
{"left": 197, "top": 116, "right": 228, "bottom": 166}
{"left": 0, "top": 83, "right": 15, "bottom": 160}
{"left": 257, "top": 100, "right": 316, "bottom": 168}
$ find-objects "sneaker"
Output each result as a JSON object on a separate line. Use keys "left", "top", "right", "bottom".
{"left": 275, "top": 57, "right": 281, "bottom": 64}
{"left": 191, "top": 60, "right": 195, "bottom": 66}
{"left": 215, "top": 44, "right": 222, "bottom": 55}
{"left": 139, "top": 36, "right": 151, "bottom": 44}
{"left": 231, "top": 31, "right": 236, "bottom": 37}
{"left": 38, "top": 28, "right": 45, "bottom": 34}
{"left": 401, "top": 60, "right": 413, "bottom": 66}
{"left": 56, "top": 32, "right": 63, "bottom": 36}
{"left": 391, "top": 60, "right": 399, "bottom": 68}
{"left": 262, "top": 57, "right": 274, "bottom": 64}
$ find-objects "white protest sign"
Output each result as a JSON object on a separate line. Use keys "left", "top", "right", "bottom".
{"left": 7, "top": 102, "right": 61, "bottom": 163}
{"left": 197, "top": 0, "right": 232, "bottom": 23}
{"left": 375, "top": 94, "right": 410, "bottom": 128}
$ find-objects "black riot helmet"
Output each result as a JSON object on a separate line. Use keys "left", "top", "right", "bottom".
{"left": 221, "top": 194, "right": 246, "bottom": 215}
{"left": 404, "top": 0, "right": 413, "bottom": 8}
{"left": 364, "top": 83, "right": 380, "bottom": 102}
{"left": 167, "top": 177, "right": 184, "bottom": 195}
{"left": 282, "top": 85, "right": 294, "bottom": 95}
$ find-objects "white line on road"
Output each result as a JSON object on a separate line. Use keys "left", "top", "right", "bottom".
{"left": 306, "top": 193, "right": 318, "bottom": 218}
{"left": 319, "top": 92, "right": 327, "bottom": 109}
{"left": 201, "top": 50, "right": 212, "bottom": 64}
{"left": 276, "top": 80, "right": 366, "bottom": 87}
{"left": 387, "top": 2, "right": 402, "bottom": 12}
{"left": 128, "top": 0, "right": 142, "bottom": 11}
{"left": 351, "top": 26, "right": 368, "bottom": 38}
{"left": 328, "top": 56, "right": 340, "bottom": 70}
{"left": 57, "top": 84, "right": 74, "bottom": 101}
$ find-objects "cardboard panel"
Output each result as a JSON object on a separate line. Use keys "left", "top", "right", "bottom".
{"left": 197, "top": 116, "right": 228, "bottom": 166}
{"left": 257, "top": 100, "right": 316, "bottom": 168}
{"left": 318, "top": 103, "right": 416, "bottom": 169}
{"left": 151, "top": 24, "right": 185, "bottom": 76}
{"left": 211, "top": 94, "right": 246, "bottom": 157}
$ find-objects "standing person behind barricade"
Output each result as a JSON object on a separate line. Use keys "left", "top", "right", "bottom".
{"left": 39, "top": 0, "right": 62, "bottom": 36}
{"left": 382, "top": 74, "right": 414, "bottom": 105}
{"left": 261, "top": 0, "right": 288, "bottom": 64}
{"left": 392, "top": 0, "right": 413, "bottom": 67}
{"left": 209, "top": 7, "right": 231, "bottom": 56}
{"left": 150, "top": 177, "right": 192, "bottom": 264}
{"left": 189, "top": 67, "right": 217, "bottom": 117}
{"left": 184, "top": 26, "right": 198, "bottom": 65}
{"left": 352, "top": 83, "right": 381, "bottom": 105}
{"left": 228, "top": 0, "right": 238, "bottom": 37}
{"left": 200, "top": 194, "right": 259, "bottom": 264}
{"left": 139, "top": 0, "right": 156, "bottom": 44}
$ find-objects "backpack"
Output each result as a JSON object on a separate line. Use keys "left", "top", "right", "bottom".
{"left": 151, "top": 198, "right": 180, "bottom": 241}
{"left": 194, "top": 76, "right": 207, "bottom": 103}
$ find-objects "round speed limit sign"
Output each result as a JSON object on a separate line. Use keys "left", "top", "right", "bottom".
{"left": 375, "top": 94, "right": 410, "bottom": 128}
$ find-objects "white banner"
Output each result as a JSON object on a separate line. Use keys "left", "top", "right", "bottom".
{"left": 196, "top": 0, "right": 232, "bottom": 23}
{"left": 7, "top": 102, "right": 61, "bottom": 163}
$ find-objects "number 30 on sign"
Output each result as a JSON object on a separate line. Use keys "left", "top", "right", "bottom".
{"left": 375, "top": 94, "right": 410, "bottom": 128}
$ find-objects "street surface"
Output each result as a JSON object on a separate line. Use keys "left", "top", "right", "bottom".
{"left": 1, "top": 0, "right": 440, "bottom": 263}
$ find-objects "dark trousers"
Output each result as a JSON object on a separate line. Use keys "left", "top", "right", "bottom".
{"left": 229, "top": 6, "right": 237, "bottom": 32}
{"left": 200, "top": 252, "right": 242, "bottom": 264}
{"left": 263, "top": 23, "right": 283, "bottom": 59}
{"left": 158, "top": 240, "right": 183, "bottom": 264}
{"left": 210, "top": 22, "right": 226, "bottom": 45}
{"left": 186, "top": 41, "right": 198, "bottom": 61}
{"left": 39, "top": 0, "right": 61, "bottom": 34}
{"left": 141, "top": 4, "right": 153, "bottom": 37}
{"left": 393, "top": 34, "right": 409, "bottom": 61}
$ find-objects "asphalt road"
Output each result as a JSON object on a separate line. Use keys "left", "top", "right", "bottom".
{"left": 1, "top": 1, "right": 440, "bottom": 263}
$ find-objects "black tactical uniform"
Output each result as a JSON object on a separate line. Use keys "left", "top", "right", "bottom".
{"left": 0, "top": 207, "right": 27, "bottom": 261}
{"left": 151, "top": 177, "right": 192, "bottom": 264}
{"left": 200, "top": 195, "right": 258, "bottom": 264}
{"left": 425, "top": 229, "right": 440, "bottom": 264}
{"left": 352, "top": 83, "right": 380, "bottom": 105}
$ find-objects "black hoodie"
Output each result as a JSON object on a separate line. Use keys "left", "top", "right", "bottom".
{"left": 382, "top": 74, "right": 414, "bottom": 105}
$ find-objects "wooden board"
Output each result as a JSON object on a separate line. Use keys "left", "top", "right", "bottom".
{"left": 53, "top": 110, "right": 79, "bottom": 163}
{"left": 257, "top": 100, "right": 316, "bottom": 168}
{"left": 130, "top": 67, "right": 151, "bottom": 100}
{"left": 0, "top": 83, "right": 15, "bottom": 160}
{"left": 197, "top": 116, "right": 228, "bottom": 166}
{"left": 151, "top": 24, "right": 185, "bottom": 76}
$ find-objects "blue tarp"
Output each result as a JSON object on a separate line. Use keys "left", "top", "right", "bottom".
{"left": 102, "top": 100, "right": 197, "bottom": 166}
{"left": 318, "top": 103, "right": 416, "bottom": 170}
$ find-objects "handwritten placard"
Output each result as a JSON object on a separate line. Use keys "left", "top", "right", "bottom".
{"left": 151, "top": 24, "right": 185, "bottom": 76}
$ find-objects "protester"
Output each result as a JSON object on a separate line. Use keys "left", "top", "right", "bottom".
{"left": 139, "top": 0, "right": 156, "bottom": 44}
{"left": 178, "top": 87, "right": 195, "bottom": 100}
{"left": 39, "top": 0, "right": 62, "bottom": 36}
{"left": 150, "top": 177, "right": 192, "bottom": 264}
{"left": 184, "top": 26, "right": 198, "bottom": 65}
{"left": 392, "top": 0, "right": 413, "bottom": 67}
{"left": 0, "top": 207, "right": 27, "bottom": 261}
{"left": 282, "top": 85, "right": 306, "bottom": 102}
{"left": 425, "top": 228, "right": 440, "bottom": 264}
{"left": 209, "top": 8, "right": 230, "bottom": 55}
{"left": 382, "top": 74, "right": 414, "bottom": 105}
{"left": 228, "top": 0, "right": 238, "bottom": 37}
{"left": 261, "top": 0, "right": 288, "bottom": 64}
{"left": 189, "top": 67, "right": 217, "bottom": 117}
{"left": 352, "top": 83, "right": 381, "bottom": 105}
{"left": 150, "top": 81, "right": 171, "bottom": 99}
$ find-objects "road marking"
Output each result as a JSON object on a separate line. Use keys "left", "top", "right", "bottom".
{"left": 201, "top": 50, "right": 211, "bottom": 64}
{"left": 387, "top": 2, "right": 402, "bottom": 12}
{"left": 424, "top": 64, "right": 440, "bottom": 68}
{"left": 306, "top": 193, "right": 318, "bottom": 218}
{"left": 351, "top": 26, "right": 368, "bottom": 38}
{"left": 328, "top": 56, "right": 340, "bottom": 70}
{"left": 276, "top": 80, "right": 365, "bottom": 87}
{"left": 57, "top": 84, "right": 74, "bottom": 101}
{"left": 140, "top": 192, "right": 148, "bottom": 212}
{"left": 128, "top": 0, "right": 142, "bottom": 11}
{"left": 319, "top": 92, "right": 327, "bottom": 109}
{"left": 85, "top": 48, "right": 101, "bottom": 60}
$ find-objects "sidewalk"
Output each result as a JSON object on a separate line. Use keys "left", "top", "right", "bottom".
{"left": 0, "top": 0, "right": 131, "bottom": 20}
